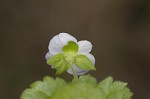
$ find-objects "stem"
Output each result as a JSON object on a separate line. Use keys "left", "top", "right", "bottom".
{"left": 70, "top": 63, "right": 78, "bottom": 79}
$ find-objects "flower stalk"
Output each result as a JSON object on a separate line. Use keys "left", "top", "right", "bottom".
{"left": 70, "top": 63, "right": 78, "bottom": 79}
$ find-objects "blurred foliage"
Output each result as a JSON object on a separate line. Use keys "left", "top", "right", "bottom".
{"left": 21, "top": 75, "right": 132, "bottom": 99}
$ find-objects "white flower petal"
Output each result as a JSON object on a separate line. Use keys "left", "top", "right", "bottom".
{"left": 45, "top": 52, "right": 52, "bottom": 61}
{"left": 67, "top": 64, "right": 89, "bottom": 75}
{"left": 58, "top": 33, "right": 77, "bottom": 46}
{"left": 82, "top": 53, "right": 95, "bottom": 65}
{"left": 48, "top": 35, "right": 63, "bottom": 55}
{"left": 48, "top": 33, "right": 77, "bottom": 55}
{"left": 78, "top": 40, "right": 92, "bottom": 53}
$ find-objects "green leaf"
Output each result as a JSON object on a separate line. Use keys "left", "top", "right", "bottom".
{"left": 110, "top": 81, "right": 127, "bottom": 92}
{"left": 98, "top": 77, "right": 133, "bottom": 99}
{"left": 21, "top": 75, "right": 133, "bottom": 99}
{"left": 62, "top": 41, "right": 78, "bottom": 53}
{"left": 21, "top": 89, "right": 50, "bottom": 99}
{"left": 97, "top": 77, "right": 113, "bottom": 95}
{"left": 52, "top": 76, "right": 104, "bottom": 99}
{"left": 20, "top": 76, "right": 66, "bottom": 99}
{"left": 121, "top": 88, "right": 133, "bottom": 99}
{"left": 78, "top": 74, "right": 97, "bottom": 86}
{"left": 107, "top": 81, "right": 132, "bottom": 99}
{"left": 74, "top": 54, "right": 96, "bottom": 70}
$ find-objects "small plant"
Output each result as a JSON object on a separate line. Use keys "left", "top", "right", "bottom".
{"left": 20, "top": 33, "right": 133, "bottom": 99}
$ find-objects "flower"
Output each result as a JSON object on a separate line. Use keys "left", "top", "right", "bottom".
{"left": 45, "top": 33, "right": 95, "bottom": 75}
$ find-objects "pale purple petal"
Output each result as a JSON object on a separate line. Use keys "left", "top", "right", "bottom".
{"left": 48, "top": 35, "right": 63, "bottom": 55}
{"left": 78, "top": 40, "right": 92, "bottom": 53}
{"left": 48, "top": 33, "right": 77, "bottom": 55}
{"left": 45, "top": 52, "right": 52, "bottom": 62}
{"left": 67, "top": 64, "right": 89, "bottom": 75}
{"left": 58, "top": 33, "right": 77, "bottom": 46}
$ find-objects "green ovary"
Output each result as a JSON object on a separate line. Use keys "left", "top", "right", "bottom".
{"left": 62, "top": 41, "right": 79, "bottom": 63}
{"left": 64, "top": 52, "right": 76, "bottom": 63}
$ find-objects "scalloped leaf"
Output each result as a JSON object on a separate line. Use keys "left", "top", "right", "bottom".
{"left": 21, "top": 75, "right": 133, "bottom": 99}
{"left": 52, "top": 76, "right": 104, "bottom": 99}
{"left": 20, "top": 76, "right": 66, "bottom": 99}
{"left": 98, "top": 77, "right": 133, "bottom": 99}
{"left": 77, "top": 74, "right": 97, "bottom": 86}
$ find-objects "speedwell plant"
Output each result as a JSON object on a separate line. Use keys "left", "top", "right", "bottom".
{"left": 21, "top": 33, "right": 133, "bottom": 99}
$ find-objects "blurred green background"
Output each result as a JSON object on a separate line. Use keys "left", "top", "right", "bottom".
{"left": 0, "top": 0, "right": 150, "bottom": 99}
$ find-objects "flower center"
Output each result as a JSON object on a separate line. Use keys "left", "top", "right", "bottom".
{"left": 64, "top": 52, "right": 76, "bottom": 62}
{"left": 62, "top": 41, "right": 78, "bottom": 62}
